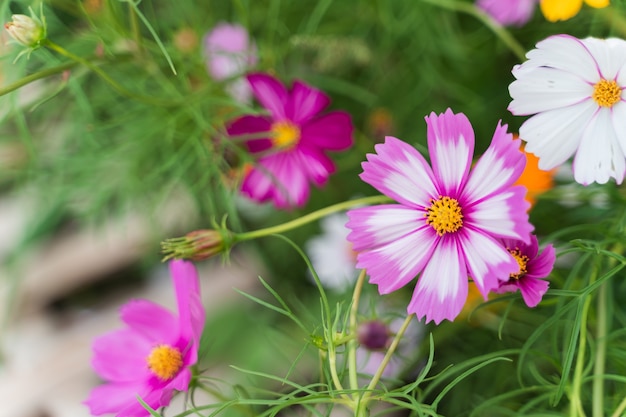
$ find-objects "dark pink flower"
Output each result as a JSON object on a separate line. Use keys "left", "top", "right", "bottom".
{"left": 84, "top": 260, "right": 205, "bottom": 417}
{"left": 477, "top": 0, "right": 537, "bottom": 27}
{"left": 494, "top": 235, "right": 555, "bottom": 307}
{"left": 227, "top": 73, "right": 353, "bottom": 208}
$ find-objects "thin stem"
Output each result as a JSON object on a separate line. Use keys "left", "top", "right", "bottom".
{"left": 42, "top": 39, "right": 174, "bottom": 106}
{"left": 611, "top": 396, "right": 626, "bottom": 417}
{"left": 592, "top": 281, "right": 607, "bottom": 417}
{"left": 348, "top": 270, "right": 368, "bottom": 392}
{"left": 419, "top": 0, "right": 527, "bottom": 61}
{"left": 234, "top": 195, "right": 391, "bottom": 242}
{"left": 570, "top": 295, "right": 590, "bottom": 417}
{"left": 0, "top": 61, "right": 77, "bottom": 97}
{"left": 357, "top": 314, "right": 414, "bottom": 414}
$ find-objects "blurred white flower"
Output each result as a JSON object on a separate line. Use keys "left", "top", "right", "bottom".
{"left": 306, "top": 213, "right": 357, "bottom": 292}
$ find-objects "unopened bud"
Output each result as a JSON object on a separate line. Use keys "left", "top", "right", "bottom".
{"left": 161, "top": 228, "right": 232, "bottom": 261}
{"left": 5, "top": 13, "right": 45, "bottom": 48}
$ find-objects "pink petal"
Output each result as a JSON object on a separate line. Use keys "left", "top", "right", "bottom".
{"left": 247, "top": 73, "right": 288, "bottom": 120}
{"left": 458, "top": 228, "right": 520, "bottom": 296}
{"left": 226, "top": 115, "right": 273, "bottom": 153}
{"left": 518, "top": 276, "right": 549, "bottom": 307}
{"left": 464, "top": 186, "right": 533, "bottom": 242}
{"left": 526, "top": 244, "right": 556, "bottom": 280}
{"left": 477, "top": 0, "right": 536, "bottom": 27}
{"left": 462, "top": 121, "right": 526, "bottom": 203}
{"left": 167, "top": 367, "right": 193, "bottom": 392}
{"left": 425, "top": 109, "right": 474, "bottom": 196}
{"left": 84, "top": 381, "right": 150, "bottom": 417}
{"left": 91, "top": 328, "right": 153, "bottom": 382}
{"left": 286, "top": 80, "right": 331, "bottom": 123}
{"left": 300, "top": 111, "right": 354, "bottom": 151}
{"left": 170, "top": 260, "right": 205, "bottom": 351}
{"left": 360, "top": 136, "right": 437, "bottom": 209}
{"left": 408, "top": 237, "right": 468, "bottom": 324}
{"left": 298, "top": 146, "right": 335, "bottom": 185}
{"left": 120, "top": 299, "right": 179, "bottom": 345}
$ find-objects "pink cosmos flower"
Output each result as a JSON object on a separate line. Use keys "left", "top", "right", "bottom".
{"left": 493, "top": 235, "right": 555, "bottom": 307}
{"left": 346, "top": 109, "right": 534, "bottom": 324}
{"left": 85, "top": 260, "right": 205, "bottom": 417}
{"left": 204, "top": 22, "right": 258, "bottom": 103}
{"left": 477, "top": 0, "right": 537, "bottom": 27}
{"left": 226, "top": 73, "right": 354, "bottom": 208}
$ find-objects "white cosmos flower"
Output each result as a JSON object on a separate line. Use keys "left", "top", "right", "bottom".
{"left": 508, "top": 34, "right": 626, "bottom": 185}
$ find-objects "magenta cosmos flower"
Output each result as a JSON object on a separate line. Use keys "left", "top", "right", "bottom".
{"left": 477, "top": 0, "right": 537, "bottom": 27}
{"left": 346, "top": 109, "right": 534, "bottom": 324}
{"left": 204, "top": 22, "right": 258, "bottom": 103}
{"left": 493, "top": 235, "right": 555, "bottom": 307}
{"left": 85, "top": 260, "right": 205, "bottom": 417}
{"left": 227, "top": 73, "right": 353, "bottom": 208}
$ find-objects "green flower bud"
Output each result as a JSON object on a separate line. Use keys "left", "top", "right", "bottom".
{"left": 5, "top": 13, "right": 45, "bottom": 48}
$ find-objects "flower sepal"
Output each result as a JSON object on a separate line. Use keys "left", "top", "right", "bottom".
{"left": 161, "top": 217, "right": 234, "bottom": 262}
{"left": 4, "top": 7, "right": 47, "bottom": 60}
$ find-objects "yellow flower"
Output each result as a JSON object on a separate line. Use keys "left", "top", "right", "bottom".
{"left": 540, "top": 0, "right": 609, "bottom": 22}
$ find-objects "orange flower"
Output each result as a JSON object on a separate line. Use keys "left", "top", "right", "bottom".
{"left": 514, "top": 137, "right": 556, "bottom": 206}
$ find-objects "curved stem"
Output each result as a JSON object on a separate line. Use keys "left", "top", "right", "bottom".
{"left": 0, "top": 60, "right": 77, "bottom": 97}
{"left": 234, "top": 195, "right": 391, "bottom": 242}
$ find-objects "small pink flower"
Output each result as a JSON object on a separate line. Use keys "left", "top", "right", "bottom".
{"left": 346, "top": 109, "right": 533, "bottom": 324}
{"left": 204, "top": 22, "right": 258, "bottom": 103}
{"left": 84, "top": 260, "right": 205, "bottom": 417}
{"left": 477, "top": 0, "right": 538, "bottom": 27}
{"left": 494, "top": 235, "right": 555, "bottom": 307}
{"left": 227, "top": 73, "right": 354, "bottom": 208}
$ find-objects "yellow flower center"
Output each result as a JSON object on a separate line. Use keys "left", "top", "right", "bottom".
{"left": 146, "top": 345, "right": 183, "bottom": 381}
{"left": 425, "top": 196, "right": 463, "bottom": 236}
{"left": 508, "top": 248, "right": 529, "bottom": 280}
{"left": 271, "top": 121, "right": 300, "bottom": 149}
{"left": 592, "top": 79, "right": 622, "bottom": 107}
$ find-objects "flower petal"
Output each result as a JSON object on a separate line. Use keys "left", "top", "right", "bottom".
{"left": 226, "top": 115, "right": 273, "bottom": 153}
{"left": 120, "top": 299, "right": 179, "bottom": 345}
{"left": 465, "top": 186, "right": 533, "bottom": 242}
{"left": 360, "top": 136, "right": 437, "bottom": 209}
{"left": 611, "top": 103, "right": 626, "bottom": 156}
{"left": 91, "top": 328, "right": 153, "bottom": 382}
{"left": 526, "top": 244, "right": 556, "bottom": 280}
{"left": 519, "top": 99, "right": 597, "bottom": 170}
{"left": 573, "top": 108, "right": 626, "bottom": 184}
{"left": 477, "top": 0, "right": 536, "bottom": 27}
{"left": 425, "top": 109, "right": 474, "bottom": 196}
{"left": 518, "top": 276, "right": 550, "bottom": 307}
{"left": 458, "top": 229, "right": 520, "bottom": 296}
{"left": 582, "top": 37, "right": 626, "bottom": 80}
{"left": 515, "top": 35, "right": 599, "bottom": 83}
{"left": 170, "top": 260, "right": 205, "bottom": 352}
{"left": 540, "top": 0, "right": 583, "bottom": 23}
{"left": 286, "top": 80, "right": 331, "bottom": 124}
{"left": 167, "top": 367, "right": 193, "bottom": 392}
{"left": 300, "top": 111, "right": 354, "bottom": 151}
{"left": 508, "top": 66, "right": 593, "bottom": 115}
{"left": 408, "top": 237, "right": 468, "bottom": 324}
{"left": 298, "top": 146, "right": 335, "bottom": 185}
{"left": 462, "top": 122, "right": 525, "bottom": 202}
{"left": 247, "top": 73, "right": 288, "bottom": 120}
{"left": 84, "top": 381, "right": 151, "bottom": 417}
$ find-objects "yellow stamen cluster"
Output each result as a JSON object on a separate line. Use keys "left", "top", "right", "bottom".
{"left": 146, "top": 345, "right": 183, "bottom": 381}
{"left": 271, "top": 121, "right": 301, "bottom": 149}
{"left": 508, "top": 248, "right": 529, "bottom": 280}
{"left": 425, "top": 196, "right": 463, "bottom": 236}
{"left": 592, "top": 79, "right": 622, "bottom": 108}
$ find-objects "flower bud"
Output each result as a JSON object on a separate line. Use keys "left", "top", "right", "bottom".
{"left": 161, "top": 228, "right": 232, "bottom": 261}
{"left": 5, "top": 14, "right": 45, "bottom": 48}
{"left": 357, "top": 320, "right": 390, "bottom": 351}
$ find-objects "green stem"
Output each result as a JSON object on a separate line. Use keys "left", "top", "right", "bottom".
{"left": 570, "top": 295, "right": 590, "bottom": 417}
{"left": 234, "top": 195, "right": 391, "bottom": 242}
{"left": 42, "top": 39, "right": 173, "bottom": 106}
{"left": 419, "top": 0, "right": 527, "bottom": 61}
{"left": 592, "top": 282, "right": 607, "bottom": 417}
{"left": 611, "top": 396, "right": 626, "bottom": 417}
{"left": 0, "top": 61, "right": 77, "bottom": 97}
{"left": 357, "top": 314, "right": 414, "bottom": 414}
{"left": 348, "top": 270, "right": 368, "bottom": 392}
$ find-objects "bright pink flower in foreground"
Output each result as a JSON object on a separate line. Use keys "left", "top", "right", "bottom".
{"left": 346, "top": 109, "right": 534, "bottom": 324}
{"left": 494, "top": 235, "right": 555, "bottom": 307}
{"left": 85, "top": 260, "right": 205, "bottom": 417}
{"left": 204, "top": 22, "right": 258, "bottom": 103}
{"left": 227, "top": 73, "right": 353, "bottom": 208}
{"left": 477, "top": 0, "right": 537, "bottom": 26}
